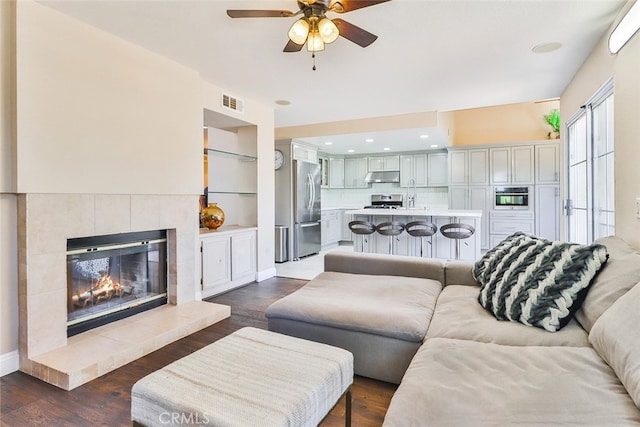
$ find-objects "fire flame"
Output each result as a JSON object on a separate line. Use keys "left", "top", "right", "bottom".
{"left": 72, "top": 275, "right": 123, "bottom": 307}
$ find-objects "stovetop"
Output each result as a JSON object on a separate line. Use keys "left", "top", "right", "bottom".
{"left": 364, "top": 204, "right": 400, "bottom": 209}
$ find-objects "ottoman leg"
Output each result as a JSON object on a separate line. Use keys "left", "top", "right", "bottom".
{"left": 346, "top": 386, "right": 352, "bottom": 427}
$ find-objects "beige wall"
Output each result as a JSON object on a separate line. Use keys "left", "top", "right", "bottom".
{"left": 1, "top": 0, "right": 15, "bottom": 193}
{"left": 561, "top": 0, "right": 640, "bottom": 248}
{"left": 275, "top": 111, "right": 439, "bottom": 140}
{"left": 15, "top": 1, "right": 203, "bottom": 195}
{"left": 452, "top": 101, "right": 561, "bottom": 146}
{"left": 0, "top": 1, "right": 276, "bottom": 364}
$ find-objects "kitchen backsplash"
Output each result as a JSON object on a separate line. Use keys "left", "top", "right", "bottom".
{"left": 321, "top": 185, "right": 449, "bottom": 209}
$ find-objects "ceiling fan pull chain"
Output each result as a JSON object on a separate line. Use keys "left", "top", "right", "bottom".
{"left": 312, "top": 52, "right": 316, "bottom": 71}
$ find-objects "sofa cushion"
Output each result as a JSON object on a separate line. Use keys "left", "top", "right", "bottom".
{"left": 575, "top": 235, "right": 640, "bottom": 332}
{"left": 427, "top": 285, "right": 590, "bottom": 346}
{"left": 475, "top": 232, "right": 608, "bottom": 332}
{"left": 590, "top": 281, "right": 640, "bottom": 408}
{"left": 383, "top": 338, "right": 640, "bottom": 426}
{"left": 265, "top": 271, "right": 442, "bottom": 342}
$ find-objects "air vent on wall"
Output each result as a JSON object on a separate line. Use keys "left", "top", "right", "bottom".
{"left": 221, "top": 93, "right": 244, "bottom": 113}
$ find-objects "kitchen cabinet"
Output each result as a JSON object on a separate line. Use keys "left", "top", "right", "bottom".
{"left": 490, "top": 146, "right": 534, "bottom": 185}
{"left": 318, "top": 156, "right": 329, "bottom": 188}
{"left": 293, "top": 143, "right": 317, "bottom": 163}
{"left": 341, "top": 210, "right": 353, "bottom": 241}
{"left": 344, "top": 157, "right": 368, "bottom": 188}
{"left": 448, "top": 186, "right": 490, "bottom": 249}
{"left": 329, "top": 157, "right": 344, "bottom": 188}
{"left": 321, "top": 209, "right": 342, "bottom": 249}
{"left": 448, "top": 149, "right": 488, "bottom": 186}
{"left": 400, "top": 152, "right": 447, "bottom": 187}
{"left": 535, "top": 144, "right": 560, "bottom": 184}
{"left": 200, "top": 228, "right": 256, "bottom": 298}
{"left": 536, "top": 185, "right": 560, "bottom": 240}
{"left": 369, "top": 155, "right": 400, "bottom": 171}
{"left": 428, "top": 152, "right": 448, "bottom": 186}
{"left": 489, "top": 211, "right": 535, "bottom": 246}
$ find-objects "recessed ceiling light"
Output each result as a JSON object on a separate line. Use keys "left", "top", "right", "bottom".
{"left": 365, "top": 138, "right": 374, "bottom": 143}
{"left": 324, "top": 141, "right": 333, "bottom": 145}
{"left": 347, "top": 149, "right": 355, "bottom": 153}
{"left": 532, "top": 42, "right": 562, "bottom": 53}
{"left": 420, "top": 134, "right": 429, "bottom": 139}
{"left": 383, "top": 147, "right": 390, "bottom": 151}
{"left": 275, "top": 99, "right": 291, "bottom": 106}
{"left": 430, "top": 144, "right": 439, "bottom": 148}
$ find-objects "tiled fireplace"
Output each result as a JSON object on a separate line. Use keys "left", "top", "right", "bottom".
{"left": 18, "top": 194, "right": 230, "bottom": 390}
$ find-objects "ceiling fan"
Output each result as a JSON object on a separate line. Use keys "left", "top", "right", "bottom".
{"left": 227, "top": 0, "right": 390, "bottom": 54}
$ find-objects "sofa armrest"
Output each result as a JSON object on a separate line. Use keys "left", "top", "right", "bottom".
{"left": 444, "top": 261, "right": 479, "bottom": 287}
{"left": 324, "top": 252, "right": 445, "bottom": 284}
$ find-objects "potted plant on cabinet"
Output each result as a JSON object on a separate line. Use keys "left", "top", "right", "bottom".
{"left": 544, "top": 108, "right": 560, "bottom": 139}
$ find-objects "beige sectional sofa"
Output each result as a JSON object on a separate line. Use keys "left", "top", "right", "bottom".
{"left": 266, "top": 236, "right": 640, "bottom": 425}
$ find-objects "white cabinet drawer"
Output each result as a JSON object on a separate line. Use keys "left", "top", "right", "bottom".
{"left": 490, "top": 220, "right": 534, "bottom": 234}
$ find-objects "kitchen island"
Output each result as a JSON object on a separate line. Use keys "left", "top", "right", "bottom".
{"left": 345, "top": 208, "right": 482, "bottom": 261}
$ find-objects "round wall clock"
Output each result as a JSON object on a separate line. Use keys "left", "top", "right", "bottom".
{"left": 274, "top": 149, "right": 285, "bottom": 170}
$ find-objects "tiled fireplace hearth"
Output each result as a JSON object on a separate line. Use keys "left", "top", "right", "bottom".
{"left": 18, "top": 194, "right": 230, "bottom": 390}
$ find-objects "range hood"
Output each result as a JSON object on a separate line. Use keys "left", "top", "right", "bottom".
{"left": 364, "top": 170, "right": 400, "bottom": 184}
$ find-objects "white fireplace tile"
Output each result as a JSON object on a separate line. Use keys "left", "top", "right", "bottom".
{"left": 28, "top": 289, "right": 67, "bottom": 357}
{"left": 95, "top": 195, "right": 132, "bottom": 235}
{"left": 28, "top": 195, "right": 95, "bottom": 255}
{"left": 159, "top": 195, "right": 198, "bottom": 231}
{"left": 28, "top": 252, "right": 66, "bottom": 296}
{"left": 131, "top": 195, "right": 161, "bottom": 231}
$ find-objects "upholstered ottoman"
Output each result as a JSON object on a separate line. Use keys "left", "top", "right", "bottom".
{"left": 265, "top": 271, "right": 442, "bottom": 384}
{"left": 131, "top": 327, "right": 353, "bottom": 426}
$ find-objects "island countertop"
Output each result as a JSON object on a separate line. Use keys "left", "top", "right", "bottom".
{"left": 345, "top": 208, "right": 482, "bottom": 218}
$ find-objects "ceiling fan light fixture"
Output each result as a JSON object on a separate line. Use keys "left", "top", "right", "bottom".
{"left": 318, "top": 18, "right": 339, "bottom": 43}
{"left": 288, "top": 18, "right": 310, "bottom": 45}
{"left": 307, "top": 31, "right": 325, "bottom": 52}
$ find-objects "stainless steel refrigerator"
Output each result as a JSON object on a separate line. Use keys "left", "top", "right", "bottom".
{"left": 293, "top": 160, "right": 321, "bottom": 259}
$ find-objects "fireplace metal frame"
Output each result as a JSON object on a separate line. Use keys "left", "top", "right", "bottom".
{"left": 66, "top": 230, "right": 168, "bottom": 337}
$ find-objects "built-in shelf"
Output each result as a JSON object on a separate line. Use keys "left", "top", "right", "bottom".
{"left": 205, "top": 148, "right": 257, "bottom": 162}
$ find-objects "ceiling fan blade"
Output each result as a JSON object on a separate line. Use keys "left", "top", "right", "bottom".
{"left": 330, "top": 0, "right": 391, "bottom": 13}
{"left": 333, "top": 18, "right": 378, "bottom": 47}
{"left": 283, "top": 39, "right": 304, "bottom": 53}
{"left": 227, "top": 10, "right": 294, "bottom": 18}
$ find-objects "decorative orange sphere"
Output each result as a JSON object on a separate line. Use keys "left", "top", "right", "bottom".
{"left": 201, "top": 203, "right": 225, "bottom": 230}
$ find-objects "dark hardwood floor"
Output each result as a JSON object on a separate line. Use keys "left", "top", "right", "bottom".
{"left": 1, "top": 277, "right": 397, "bottom": 426}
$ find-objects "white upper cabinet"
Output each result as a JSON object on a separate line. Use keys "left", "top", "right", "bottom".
{"left": 490, "top": 146, "right": 534, "bottom": 185}
{"left": 468, "top": 149, "right": 489, "bottom": 185}
{"left": 535, "top": 144, "right": 560, "bottom": 184}
{"left": 428, "top": 152, "right": 448, "bottom": 186}
{"left": 329, "top": 157, "right": 344, "bottom": 188}
{"left": 449, "top": 150, "right": 468, "bottom": 185}
{"left": 369, "top": 155, "right": 400, "bottom": 171}
{"left": 490, "top": 147, "right": 511, "bottom": 185}
{"left": 344, "top": 157, "right": 368, "bottom": 188}
{"left": 449, "top": 149, "right": 488, "bottom": 186}
{"left": 399, "top": 155, "right": 414, "bottom": 187}
{"left": 400, "top": 152, "right": 447, "bottom": 187}
{"left": 512, "top": 146, "right": 534, "bottom": 184}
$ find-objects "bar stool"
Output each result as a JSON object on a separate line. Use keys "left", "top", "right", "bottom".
{"left": 440, "top": 222, "right": 475, "bottom": 260}
{"left": 348, "top": 220, "right": 376, "bottom": 253}
{"left": 405, "top": 221, "right": 438, "bottom": 258}
{"left": 376, "top": 221, "right": 406, "bottom": 255}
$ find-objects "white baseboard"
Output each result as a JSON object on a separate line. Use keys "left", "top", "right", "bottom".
{"left": 1, "top": 350, "right": 19, "bottom": 377}
{"left": 256, "top": 267, "right": 276, "bottom": 282}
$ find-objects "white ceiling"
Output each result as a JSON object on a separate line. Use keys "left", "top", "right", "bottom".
{"left": 40, "top": 0, "right": 625, "bottom": 154}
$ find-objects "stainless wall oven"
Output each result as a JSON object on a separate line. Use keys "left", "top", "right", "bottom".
{"left": 494, "top": 187, "right": 530, "bottom": 210}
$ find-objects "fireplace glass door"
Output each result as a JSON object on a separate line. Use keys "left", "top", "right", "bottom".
{"left": 66, "top": 230, "right": 167, "bottom": 336}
